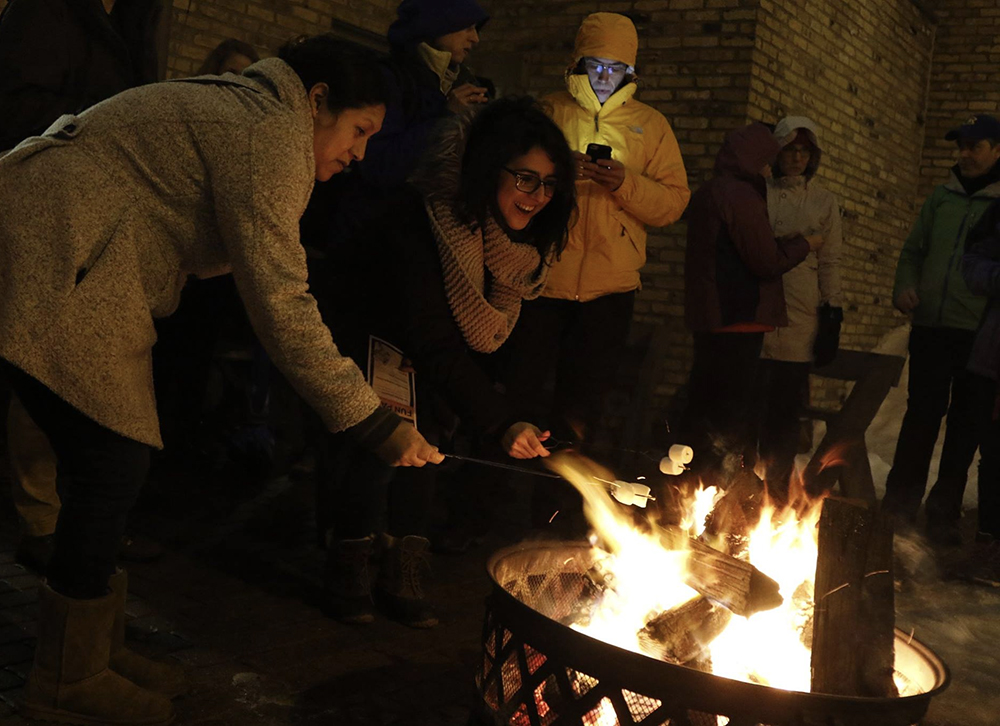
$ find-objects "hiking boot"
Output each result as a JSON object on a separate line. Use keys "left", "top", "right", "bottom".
{"left": 323, "top": 535, "right": 375, "bottom": 624}
{"left": 374, "top": 534, "right": 438, "bottom": 629}
{"left": 22, "top": 581, "right": 174, "bottom": 725}
{"left": 15, "top": 534, "right": 55, "bottom": 575}
{"left": 108, "top": 570, "right": 188, "bottom": 699}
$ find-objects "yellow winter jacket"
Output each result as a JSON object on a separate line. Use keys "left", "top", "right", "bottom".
{"left": 541, "top": 74, "right": 690, "bottom": 301}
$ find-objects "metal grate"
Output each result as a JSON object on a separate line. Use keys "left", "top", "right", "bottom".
{"left": 474, "top": 541, "right": 949, "bottom": 726}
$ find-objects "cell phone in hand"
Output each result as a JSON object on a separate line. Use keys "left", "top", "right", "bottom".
{"left": 586, "top": 143, "right": 613, "bottom": 161}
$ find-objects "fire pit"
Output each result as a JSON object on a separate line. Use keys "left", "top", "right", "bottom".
{"left": 474, "top": 541, "right": 949, "bottom": 726}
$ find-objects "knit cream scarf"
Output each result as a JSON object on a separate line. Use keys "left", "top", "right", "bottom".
{"left": 425, "top": 199, "right": 549, "bottom": 353}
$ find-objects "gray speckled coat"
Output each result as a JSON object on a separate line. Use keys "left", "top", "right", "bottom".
{"left": 0, "top": 58, "right": 381, "bottom": 448}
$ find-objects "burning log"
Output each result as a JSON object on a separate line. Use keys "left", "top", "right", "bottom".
{"left": 703, "top": 469, "right": 767, "bottom": 555}
{"left": 658, "top": 527, "right": 783, "bottom": 617}
{"left": 810, "top": 497, "right": 897, "bottom": 697}
{"left": 638, "top": 596, "right": 732, "bottom": 664}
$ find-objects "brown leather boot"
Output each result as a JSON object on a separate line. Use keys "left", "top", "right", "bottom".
{"left": 374, "top": 534, "right": 438, "bottom": 629}
{"left": 108, "top": 570, "right": 188, "bottom": 699}
{"left": 323, "top": 535, "right": 375, "bottom": 624}
{"left": 22, "top": 582, "right": 174, "bottom": 725}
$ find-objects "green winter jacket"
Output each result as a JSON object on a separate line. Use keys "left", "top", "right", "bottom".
{"left": 893, "top": 170, "right": 1000, "bottom": 331}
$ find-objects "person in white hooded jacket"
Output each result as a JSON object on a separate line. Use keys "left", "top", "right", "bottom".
{"left": 757, "top": 116, "right": 843, "bottom": 497}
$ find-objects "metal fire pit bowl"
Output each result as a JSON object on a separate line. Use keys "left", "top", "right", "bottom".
{"left": 475, "top": 541, "right": 949, "bottom": 726}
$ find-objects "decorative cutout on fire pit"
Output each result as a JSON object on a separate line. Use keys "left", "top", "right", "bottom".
{"left": 567, "top": 668, "right": 597, "bottom": 698}
{"left": 622, "top": 689, "right": 661, "bottom": 722}
{"left": 524, "top": 643, "right": 546, "bottom": 675}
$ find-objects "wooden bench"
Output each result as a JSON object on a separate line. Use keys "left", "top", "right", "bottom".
{"left": 800, "top": 349, "right": 906, "bottom": 501}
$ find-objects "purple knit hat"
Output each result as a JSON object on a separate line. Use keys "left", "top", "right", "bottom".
{"left": 387, "top": 0, "right": 489, "bottom": 48}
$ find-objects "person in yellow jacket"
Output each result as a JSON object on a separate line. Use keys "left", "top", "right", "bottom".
{"left": 503, "top": 12, "right": 690, "bottom": 467}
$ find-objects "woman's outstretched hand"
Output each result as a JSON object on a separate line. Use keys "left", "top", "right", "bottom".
{"left": 376, "top": 423, "right": 444, "bottom": 467}
{"left": 502, "top": 422, "right": 551, "bottom": 459}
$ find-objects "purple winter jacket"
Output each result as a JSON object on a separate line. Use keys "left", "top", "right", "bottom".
{"left": 685, "top": 123, "right": 811, "bottom": 332}
{"left": 963, "top": 211, "right": 1000, "bottom": 380}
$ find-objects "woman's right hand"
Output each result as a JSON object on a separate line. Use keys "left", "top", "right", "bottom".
{"left": 805, "top": 234, "right": 825, "bottom": 252}
{"left": 502, "top": 422, "right": 551, "bottom": 459}
{"left": 446, "top": 83, "right": 488, "bottom": 114}
{"left": 375, "top": 423, "right": 444, "bottom": 467}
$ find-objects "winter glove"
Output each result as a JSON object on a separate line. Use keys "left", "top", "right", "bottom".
{"left": 813, "top": 303, "right": 843, "bottom": 367}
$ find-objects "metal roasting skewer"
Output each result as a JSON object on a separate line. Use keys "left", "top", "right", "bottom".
{"left": 441, "top": 454, "right": 656, "bottom": 505}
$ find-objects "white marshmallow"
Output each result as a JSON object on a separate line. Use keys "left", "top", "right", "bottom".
{"left": 668, "top": 444, "right": 694, "bottom": 465}
{"left": 659, "top": 457, "right": 685, "bottom": 476}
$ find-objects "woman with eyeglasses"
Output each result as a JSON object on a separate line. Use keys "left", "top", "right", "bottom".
{"left": 315, "top": 97, "right": 576, "bottom": 629}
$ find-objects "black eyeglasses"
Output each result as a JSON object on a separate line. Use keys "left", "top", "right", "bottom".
{"left": 503, "top": 168, "right": 558, "bottom": 198}
{"left": 583, "top": 59, "right": 628, "bottom": 76}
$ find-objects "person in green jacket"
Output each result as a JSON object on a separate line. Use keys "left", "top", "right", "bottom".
{"left": 884, "top": 115, "right": 1000, "bottom": 545}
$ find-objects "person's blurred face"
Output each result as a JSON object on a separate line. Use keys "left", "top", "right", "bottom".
{"left": 583, "top": 56, "right": 628, "bottom": 104}
{"left": 309, "top": 84, "right": 384, "bottom": 182}
{"left": 219, "top": 52, "right": 254, "bottom": 75}
{"left": 496, "top": 146, "right": 557, "bottom": 231}
{"left": 777, "top": 141, "right": 812, "bottom": 177}
{"left": 957, "top": 138, "right": 1000, "bottom": 179}
{"left": 432, "top": 25, "right": 480, "bottom": 65}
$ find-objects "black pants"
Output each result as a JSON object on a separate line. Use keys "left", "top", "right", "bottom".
{"left": 883, "top": 326, "right": 984, "bottom": 522}
{"left": 502, "top": 291, "right": 636, "bottom": 443}
{"left": 1, "top": 360, "right": 148, "bottom": 599}
{"left": 313, "top": 395, "right": 450, "bottom": 543}
{"left": 756, "top": 359, "right": 811, "bottom": 499}
{"left": 680, "top": 332, "right": 765, "bottom": 483}
{"left": 972, "top": 374, "right": 1000, "bottom": 537}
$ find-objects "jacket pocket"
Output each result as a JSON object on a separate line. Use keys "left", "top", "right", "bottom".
{"left": 609, "top": 207, "right": 646, "bottom": 271}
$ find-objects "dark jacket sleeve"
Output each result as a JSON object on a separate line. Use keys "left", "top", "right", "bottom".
{"left": 0, "top": 0, "right": 75, "bottom": 151}
{"left": 393, "top": 200, "right": 514, "bottom": 436}
{"left": 356, "top": 63, "right": 448, "bottom": 191}
{"left": 963, "top": 210, "right": 1000, "bottom": 298}
{"left": 719, "top": 181, "right": 810, "bottom": 278}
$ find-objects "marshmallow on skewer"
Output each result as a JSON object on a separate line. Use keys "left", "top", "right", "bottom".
{"left": 659, "top": 457, "right": 685, "bottom": 476}
{"left": 610, "top": 480, "right": 653, "bottom": 508}
{"left": 668, "top": 444, "right": 694, "bottom": 465}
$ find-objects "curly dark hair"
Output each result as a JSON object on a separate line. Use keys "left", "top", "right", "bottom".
{"left": 277, "top": 35, "right": 387, "bottom": 114}
{"left": 457, "top": 97, "right": 576, "bottom": 259}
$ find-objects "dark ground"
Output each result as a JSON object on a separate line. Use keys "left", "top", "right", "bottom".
{"left": 0, "top": 455, "right": 998, "bottom": 726}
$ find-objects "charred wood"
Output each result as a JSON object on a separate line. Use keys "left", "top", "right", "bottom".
{"left": 638, "top": 596, "right": 732, "bottom": 664}
{"left": 810, "top": 497, "right": 897, "bottom": 697}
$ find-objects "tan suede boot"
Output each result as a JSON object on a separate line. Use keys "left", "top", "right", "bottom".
{"left": 108, "top": 570, "right": 188, "bottom": 699}
{"left": 22, "top": 582, "right": 174, "bottom": 726}
{"left": 374, "top": 534, "right": 438, "bottom": 629}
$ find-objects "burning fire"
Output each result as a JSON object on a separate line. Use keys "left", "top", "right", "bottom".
{"left": 546, "top": 452, "right": 826, "bottom": 694}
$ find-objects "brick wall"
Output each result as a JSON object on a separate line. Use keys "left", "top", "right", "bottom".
{"left": 748, "top": 0, "right": 936, "bottom": 407}
{"left": 166, "top": 0, "right": 395, "bottom": 77}
{"left": 919, "top": 0, "right": 1000, "bottom": 201}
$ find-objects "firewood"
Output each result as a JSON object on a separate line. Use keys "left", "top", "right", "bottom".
{"left": 703, "top": 469, "right": 767, "bottom": 555}
{"left": 638, "top": 596, "right": 732, "bottom": 664}
{"left": 810, "top": 497, "right": 897, "bottom": 697}
{"left": 657, "top": 526, "right": 783, "bottom": 616}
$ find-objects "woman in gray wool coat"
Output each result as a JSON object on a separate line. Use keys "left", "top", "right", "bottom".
{"left": 0, "top": 36, "right": 441, "bottom": 726}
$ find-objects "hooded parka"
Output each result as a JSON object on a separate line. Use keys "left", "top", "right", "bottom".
{"left": 761, "top": 117, "right": 843, "bottom": 362}
{"left": 541, "top": 12, "right": 690, "bottom": 302}
{"left": 685, "top": 123, "right": 811, "bottom": 332}
{"left": 0, "top": 59, "right": 384, "bottom": 449}
{"left": 894, "top": 167, "right": 1000, "bottom": 331}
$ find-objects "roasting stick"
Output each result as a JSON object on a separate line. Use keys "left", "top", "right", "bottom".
{"left": 441, "top": 453, "right": 656, "bottom": 507}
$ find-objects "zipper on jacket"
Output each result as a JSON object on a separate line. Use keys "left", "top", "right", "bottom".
{"left": 937, "top": 203, "right": 971, "bottom": 325}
